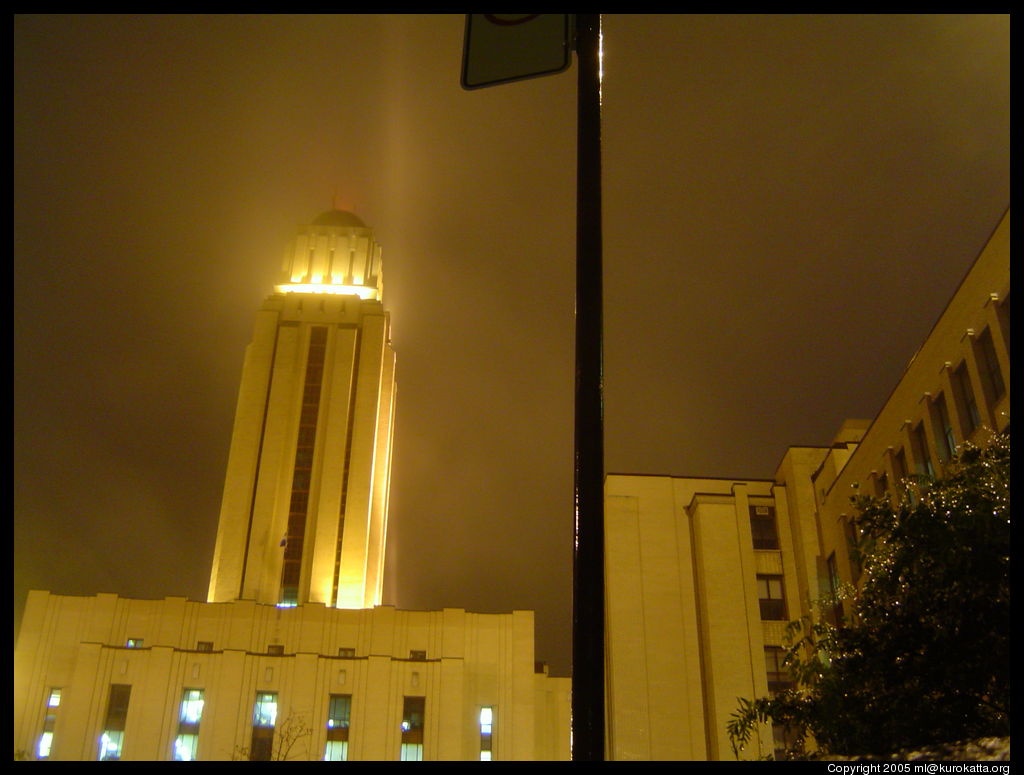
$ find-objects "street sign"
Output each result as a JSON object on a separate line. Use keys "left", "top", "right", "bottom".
{"left": 461, "top": 14, "right": 572, "bottom": 90}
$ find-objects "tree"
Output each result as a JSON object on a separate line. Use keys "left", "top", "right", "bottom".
{"left": 728, "top": 434, "right": 1010, "bottom": 759}
{"left": 232, "top": 709, "right": 314, "bottom": 761}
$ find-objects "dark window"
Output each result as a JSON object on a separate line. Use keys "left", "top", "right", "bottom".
{"left": 749, "top": 505, "right": 779, "bottom": 550}
{"left": 280, "top": 325, "right": 329, "bottom": 606}
{"left": 409, "top": 649, "right": 427, "bottom": 661}
{"left": 892, "top": 447, "right": 908, "bottom": 483}
{"left": 910, "top": 421, "right": 934, "bottom": 478}
{"left": 757, "top": 575, "right": 786, "bottom": 620}
{"left": 764, "top": 647, "right": 793, "bottom": 696}
{"left": 952, "top": 361, "right": 980, "bottom": 437}
{"left": 931, "top": 393, "right": 956, "bottom": 462}
{"left": 338, "top": 647, "right": 355, "bottom": 658}
{"left": 268, "top": 644, "right": 284, "bottom": 655}
{"left": 196, "top": 641, "right": 213, "bottom": 652}
{"left": 843, "top": 518, "right": 861, "bottom": 583}
{"left": 874, "top": 471, "right": 888, "bottom": 499}
{"left": 826, "top": 552, "right": 844, "bottom": 624}
{"left": 974, "top": 327, "right": 1005, "bottom": 403}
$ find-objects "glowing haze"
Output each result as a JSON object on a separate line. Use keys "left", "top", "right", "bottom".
{"left": 14, "top": 15, "right": 1009, "bottom": 675}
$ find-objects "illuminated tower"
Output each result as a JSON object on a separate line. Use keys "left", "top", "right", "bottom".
{"left": 207, "top": 209, "right": 396, "bottom": 609}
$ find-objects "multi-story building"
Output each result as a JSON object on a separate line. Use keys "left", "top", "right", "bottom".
{"left": 14, "top": 210, "right": 571, "bottom": 761}
{"left": 605, "top": 209, "right": 1009, "bottom": 760}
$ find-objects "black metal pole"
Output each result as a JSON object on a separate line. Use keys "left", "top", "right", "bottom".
{"left": 572, "top": 12, "right": 604, "bottom": 762}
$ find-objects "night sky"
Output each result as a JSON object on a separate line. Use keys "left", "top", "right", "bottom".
{"left": 14, "top": 15, "right": 1009, "bottom": 676}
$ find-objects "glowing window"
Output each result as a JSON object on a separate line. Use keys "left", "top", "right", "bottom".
{"left": 37, "top": 688, "right": 61, "bottom": 759}
{"left": 126, "top": 638, "right": 144, "bottom": 648}
{"left": 98, "top": 684, "right": 131, "bottom": 760}
{"left": 400, "top": 697, "right": 425, "bottom": 761}
{"left": 253, "top": 693, "right": 278, "bottom": 728}
{"left": 324, "top": 695, "right": 351, "bottom": 761}
{"left": 250, "top": 693, "right": 277, "bottom": 762}
{"left": 479, "top": 706, "right": 494, "bottom": 760}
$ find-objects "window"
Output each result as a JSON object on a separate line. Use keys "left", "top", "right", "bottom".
{"left": 479, "top": 706, "right": 494, "bottom": 761}
{"left": 826, "top": 552, "right": 844, "bottom": 624}
{"left": 757, "top": 575, "right": 786, "bottom": 620}
{"left": 409, "top": 649, "right": 427, "bottom": 661}
{"left": 98, "top": 684, "right": 131, "bottom": 760}
{"left": 400, "top": 697, "right": 425, "bottom": 761}
{"left": 843, "top": 517, "right": 861, "bottom": 583}
{"left": 910, "top": 421, "right": 934, "bottom": 478}
{"left": 126, "top": 638, "right": 144, "bottom": 648}
{"left": 764, "top": 647, "right": 793, "bottom": 696}
{"left": 280, "top": 326, "right": 328, "bottom": 606}
{"left": 930, "top": 393, "right": 956, "bottom": 462}
{"left": 338, "top": 647, "right": 355, "bottom": 658}
{"left": 173, "top": 689, "right": 204, "bottom": 761}
{"left": 324, "top": 695, "right": 351, "bottom": 761}
{"left": 196, "top": 641, "right": 213, "bottom": 652}
{"left": 268, "top": 644, "right": 284, "bottom": 655}
{"left": 952, "top": 361, "right": 980, "bottom": 438}
{"left": 873, "top": 471, "right": 888, "bottom": 499}
{"left": 250, "top": 692, "right": 278, "bottom": 761}
{"left": 37, "top": 688, "right": 61, "bottom": 760}
{"left": 749, "top": 505, "right": 779, "bottom": 550}
{"left": 892, "top": 447, "right": 908, "bottom": 484}
{"left": 974, "top": 327, "right": 1005, "bottom": 404}
{"left": 763, "top": 649, "right": 799, "bottom": 757}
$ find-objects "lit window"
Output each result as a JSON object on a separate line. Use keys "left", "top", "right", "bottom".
{"left": 749, "top": 505, "right": 779, "bottom": 550}
{"left": 324, "top": 695, "right": 351, "bottom": 761}
{"left": 98, "top": 684, "right": 131, "bottom": 760}
{"left": 479, "top": 706, "right": 494, "bottom": 760}
{"left": 126, "top": 638, "right": 144, "bottom": 648}
{"left": 250, "top": 693, "right": 277, "bottom": 761}
{"left": 37, "top": 688, "right": 61, "bottom": 759}
{"left": 174, "top": 688, "right": 204, "bottom": 762}
{"left": 37, "top": 731, "right": 54, "bottom": 759}
{"left": 757, "top": 575, "right": 787, "bottom": 621}
{"left": 400, "top": 697, "right": 425, "bottom": 761}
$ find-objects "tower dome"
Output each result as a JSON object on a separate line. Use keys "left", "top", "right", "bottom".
{"left": 277, "top": 209, "right": 383, "bottom": 300}
{"left": 311, "top": 209, "right": 366, "bottom": 229}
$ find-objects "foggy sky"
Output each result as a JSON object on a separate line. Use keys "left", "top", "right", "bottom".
{"left": 14, "top": 14, "right": 1009, "bottom": 676}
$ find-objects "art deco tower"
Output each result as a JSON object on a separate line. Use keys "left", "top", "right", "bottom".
{"left": 207, "top": 209, "right": 396, "bottom": 610}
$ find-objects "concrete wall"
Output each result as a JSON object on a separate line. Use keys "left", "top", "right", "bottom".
{"left": 14, "top": 593, "right": 570, "bottom": 761}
